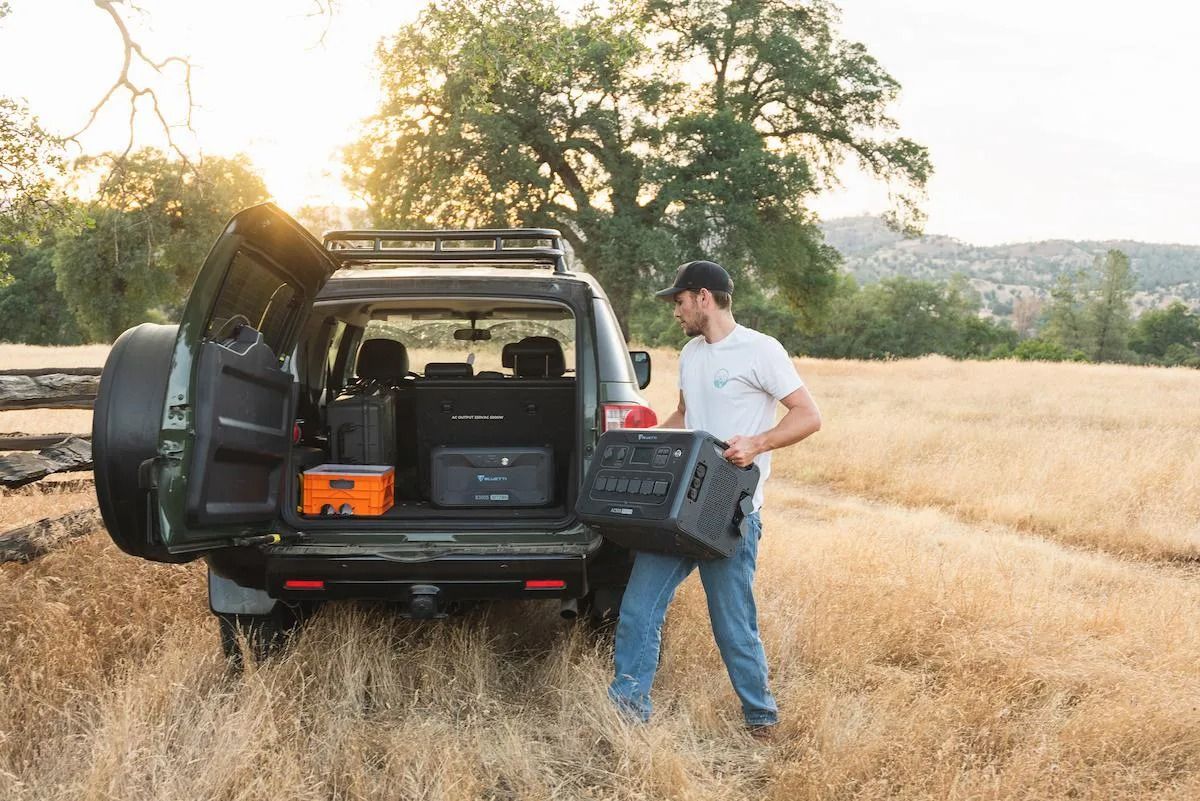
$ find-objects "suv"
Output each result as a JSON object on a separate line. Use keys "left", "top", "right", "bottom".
{"left": 92, "top": 203, "right": 657, "bottom": 658}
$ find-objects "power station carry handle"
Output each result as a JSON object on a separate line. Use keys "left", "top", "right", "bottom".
{"left": 712, "top": 438, "right": 757, "bottom": 471}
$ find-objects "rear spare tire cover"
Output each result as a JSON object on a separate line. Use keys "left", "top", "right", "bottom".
{"left": 93, "top": 323, "right": 191, "bottom": 562}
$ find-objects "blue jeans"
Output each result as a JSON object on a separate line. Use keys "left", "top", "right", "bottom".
{"left": 608, "top": 512, "right": 778, "bottom": 726}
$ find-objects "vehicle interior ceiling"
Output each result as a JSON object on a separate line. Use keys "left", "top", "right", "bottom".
{"left": 291, "top": 297, "right": 579, "bottom": 521}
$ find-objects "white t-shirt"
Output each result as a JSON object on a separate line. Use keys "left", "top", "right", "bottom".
{"left": 678, "top": 324, "right": 805, "bottom": 513}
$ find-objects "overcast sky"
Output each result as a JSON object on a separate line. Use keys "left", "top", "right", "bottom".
{"left": 1, "top": 0, "right": 1197, "bottom": 246}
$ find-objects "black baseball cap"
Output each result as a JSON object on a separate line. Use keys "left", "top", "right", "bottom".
{"left": 654, "top": 260, "right": 734, "bottom": 299}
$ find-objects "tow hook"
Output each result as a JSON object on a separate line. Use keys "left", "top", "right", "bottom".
{"left": 407, "top": 585, "right": 443, "bottom": 620}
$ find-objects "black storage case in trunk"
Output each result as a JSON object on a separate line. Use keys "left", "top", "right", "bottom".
{"left": 327, "top": 384, "right": 397, "bottom": 465}
{"left": 430, "top": 446, "right": 553, "bottom": 507}
{"left": 412, "top": 379, "right": 574, "bottom": 502}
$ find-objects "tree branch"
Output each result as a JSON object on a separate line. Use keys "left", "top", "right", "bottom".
{"left": 509, "top": 111, "right": 595, "bottom": 216}
{"left": 305, "top": 0, "right": 341, "bottom": 48}
{"left": 69, "top": 0, "right": 196, "bottom": 170}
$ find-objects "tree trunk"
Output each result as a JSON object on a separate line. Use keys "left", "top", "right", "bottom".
{"left": 606, "top": 279, "right": 634, "bottom": 342}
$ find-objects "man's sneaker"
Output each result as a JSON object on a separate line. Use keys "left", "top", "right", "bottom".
{"left": 746, "top": 723, "right": 778, "bottom": 742}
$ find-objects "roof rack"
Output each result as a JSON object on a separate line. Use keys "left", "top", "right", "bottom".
{"left": 323, "top": 228, "right": 568, "bottom": 273}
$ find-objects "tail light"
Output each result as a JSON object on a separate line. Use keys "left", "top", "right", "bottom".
{"left": 602, "top": 402, "right": 658, "bottom": 431}
{"left": 525, "top": 579, "right": 566, "bottom": 589}
{"left": 284, "top": 579, "right": 324, "bottom": 590}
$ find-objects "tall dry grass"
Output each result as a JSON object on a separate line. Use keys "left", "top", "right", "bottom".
{"left": 3, "top": 343, "right": 1200, "bottom": 798}
{"left": 3, "top": 485, "right": 1200, "bottom": 799}
{"left": 0, "top": 485, "right": 97, "bottom": 531}
{"left": 639, "top": 348, "right": 1200, "bottom": 561}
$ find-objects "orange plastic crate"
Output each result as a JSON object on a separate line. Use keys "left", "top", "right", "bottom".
{"left": 301, "top": 464, "right": 394, "bottom": 516}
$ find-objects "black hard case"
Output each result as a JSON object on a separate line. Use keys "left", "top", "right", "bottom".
{"left": 430, "top": 446, "right": 554, "bottom": 507}
{"left": 327, "top": 384, "right": 398, "bottom": 465}
{"left": 412, "top": 379, "right": 573, "bottom": 499}
{"left": 575, "top": 429, "right": 759, "bottom": 559}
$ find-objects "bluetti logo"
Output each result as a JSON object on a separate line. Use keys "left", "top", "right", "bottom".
{"left": 476, "top": 474, "right": 508, "bottom": 483}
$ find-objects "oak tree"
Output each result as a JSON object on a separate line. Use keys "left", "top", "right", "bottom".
{"left": 52, "top": 149, "right": 268, "bottom": 340}
{"left": 347, "top": 0, "right": 930, "bottom": 336}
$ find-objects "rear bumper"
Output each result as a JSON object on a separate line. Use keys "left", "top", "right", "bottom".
{"left": 265, "top": 551, "right": 589, "bottom": 602}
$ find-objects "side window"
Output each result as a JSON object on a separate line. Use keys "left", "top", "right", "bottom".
{"left": 593, "top": 297, "right": 637, "bottom": 382}
{"left": 204, "top": 250, "right": 302, "bottom": 357}
{"left": 329, "top": 324, "right": 362, "bottom": 390}
{"left": 326, "top": 320, "right": 348, "bottom": 376}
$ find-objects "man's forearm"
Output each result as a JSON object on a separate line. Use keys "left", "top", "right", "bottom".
{"left": 753, "top": 406, "right": 821, "bottom": 453}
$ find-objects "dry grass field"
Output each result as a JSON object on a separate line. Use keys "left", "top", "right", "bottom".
{"left": 3, "top": 343, "right": 1200, "bottom": 800}
{"left": 788, "top": 357, "right": 1200, "bottom": 562}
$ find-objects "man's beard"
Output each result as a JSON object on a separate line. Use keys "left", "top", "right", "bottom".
{"left": 681, "top": 317, "right": 703, "bottom": 337}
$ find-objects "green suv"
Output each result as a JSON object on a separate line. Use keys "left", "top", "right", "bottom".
{"left": 93, "top": 203, "right": 657, "bottom": 657}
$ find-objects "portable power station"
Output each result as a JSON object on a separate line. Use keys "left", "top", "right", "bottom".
{"left": 575, "top": 429, "right": 758, "bottom": 559}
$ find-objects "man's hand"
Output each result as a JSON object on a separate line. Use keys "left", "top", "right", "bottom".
{"left": 723, "top": 434, "right": 765, "bottom": 468}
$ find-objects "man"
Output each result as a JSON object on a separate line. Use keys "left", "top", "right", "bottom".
{"left": 608, "top": 259, "right": 822, "bottom": 739}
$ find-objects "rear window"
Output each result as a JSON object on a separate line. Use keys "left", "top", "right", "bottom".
{"left": 357, "top": 310, "right": 576, "bottom": 376}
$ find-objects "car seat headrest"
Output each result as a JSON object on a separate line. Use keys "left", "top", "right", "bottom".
{"left": 501, "top": 336, "right": 565, "bottom": 378}
{"left": 356, "top": 338, "right": 409, "bottom": 381}
{"left": 423, "top": 362, "right": 474, "bottom": 378}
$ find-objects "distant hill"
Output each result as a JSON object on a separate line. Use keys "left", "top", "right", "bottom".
{"left": 820, "top": 216, "right": 1200, "bottom": 318}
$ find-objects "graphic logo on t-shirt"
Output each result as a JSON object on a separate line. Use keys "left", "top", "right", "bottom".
{"left": 713, "top": 368, "right": 730, "bottom": 389}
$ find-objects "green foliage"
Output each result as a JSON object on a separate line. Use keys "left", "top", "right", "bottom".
{"left": 1041, "top": 268, "right": 1092, "bottom": 354}
{"left": 792, "top": 276, "right": 1015, "bottom": 359}
{"left": 628, "top": 273, "right": 806, "bottom": 351}
{"left": 1161, "top": 343, "right": 1200, "bottom": 368}
{"left": 2, "top": 0, "right": 64, "bottom": 256}
{"left": 1130, "top": 301, "right": 1200, "bottom": 364}
{"left": 1039, "top": 249, "right": 1136, "bottom": 362}
{"left": 52, "top": 150, "right": 268, "bottom": 340}
{"left": 0, "top": 230, "right": 83, "bottom": 344}
{"left": 627, "top": 292, "right": 690, "bottom": 350}
{"left": 1088, "top": 249, "right": 1134, "bottom": 362}
{"left": 348, "top": 0, "right": 930, "bottom": 337}
{"left": 631, "top": 272, "right": 1017, "bottom": 361}
{"left": 53, "top": 206, "right": 173, "bottom": 341}
{"left": 1009, "top": 338, "right": 1087, "bottom": 362}
{"left": 0, "top": 98, "right": 66, "bottom": 269}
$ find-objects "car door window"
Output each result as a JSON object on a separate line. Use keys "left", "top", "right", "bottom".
{"left": 204, "top": 250, "right": 301, "bottom": 357}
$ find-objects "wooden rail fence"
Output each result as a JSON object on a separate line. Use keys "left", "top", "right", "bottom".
{"left": 1, "top": 367, "right": 102, "bottom": 562}
{"left": 0, "top": 366, "right": 102, "bottom": 411}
